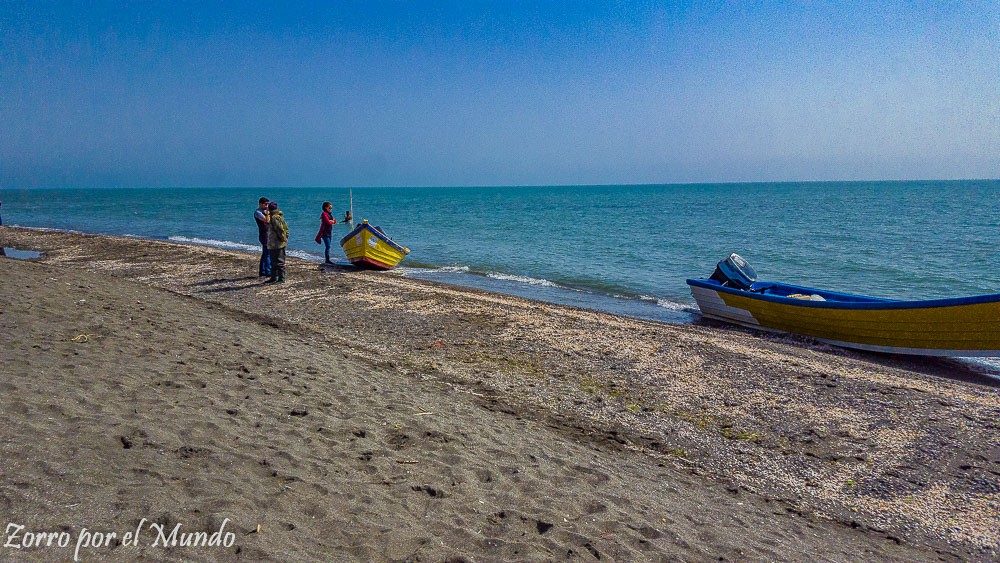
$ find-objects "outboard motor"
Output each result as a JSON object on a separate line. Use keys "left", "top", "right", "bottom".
{"left": 709, "top": 253, "right": 757, "bottom": 290}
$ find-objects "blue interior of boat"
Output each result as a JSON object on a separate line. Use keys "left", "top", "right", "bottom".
{"left": 748, "top": 281, "right": 891, "bottom": 303}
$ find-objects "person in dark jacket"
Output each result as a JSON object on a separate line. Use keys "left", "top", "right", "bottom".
{"left": 315, "top": 201, "right": 337, "bottom": 264}
{"left": 266, "top": 201, "right": 289, "bottom": 283}
{"left": 254, "top": 197, "right": 271, "bottom": 277}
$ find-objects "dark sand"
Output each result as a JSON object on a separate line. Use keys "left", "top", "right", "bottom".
{"left": 1, "top": 226, "right": 998, "bottom": 561}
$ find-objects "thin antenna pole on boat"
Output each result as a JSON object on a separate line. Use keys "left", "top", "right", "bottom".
{"left": 349, "top": 188, "right": 354, "bottom": 227}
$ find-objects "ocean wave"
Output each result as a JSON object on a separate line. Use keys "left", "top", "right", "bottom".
{"left": 638, "top": 295, "right": 699, "bottom": 312}
{"left": 287, "top": 249, "right": 321, "bottom": 261}
{"left": 17, "top": 225, "right": 85, "bottom": 234}
{"left": 485, "top": 272, "right": 560, "bottom": 287}
{"left": 167, "top": 236, "right": 260, "bottom": 253}
{"left": 437, "top": 265, "right": 471, "bottom": 273}
{"left": 398, "top": 264, "right": 472, "bottom": 275}
{"left": 167, "top": 235, "right": 324, "bottom": 262}
{"left": 399, "top": 264, "right": 556, "bottom": 287}
{"left": 393, "top": 266, "right": 427, "bottom": 276}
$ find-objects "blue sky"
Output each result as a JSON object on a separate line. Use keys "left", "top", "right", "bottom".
{"left": 1, "top": 1, "right": 997, "bottom": 188}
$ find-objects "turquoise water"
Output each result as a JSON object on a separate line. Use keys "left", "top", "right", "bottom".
{"left": 2, "top": 181, "right": 999, "bottom": 324}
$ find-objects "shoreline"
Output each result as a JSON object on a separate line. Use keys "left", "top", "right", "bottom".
{"left": 7, "top": 224, "right": 1000, "bottom": 380}
{"left": 2, "top": 223, "right": 699, "bottom": 324}
{"left": 2, "top": 225, "right": 999, "bottom": 559}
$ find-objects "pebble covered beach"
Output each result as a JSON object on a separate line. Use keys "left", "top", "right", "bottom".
{"left": 1, "top": 226, "right": 998, "bottom": 561}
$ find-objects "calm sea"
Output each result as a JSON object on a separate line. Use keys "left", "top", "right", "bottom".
{"left": 3, "top": 181, "right": 999, "bottom": 326}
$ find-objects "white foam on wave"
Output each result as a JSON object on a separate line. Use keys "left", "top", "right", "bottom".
{"left": 396, "top": 264, "right": 472, "bottom": 277}
{"left": 168, "top": 235, "right": 324, "bottom": 262}
{"left": 485, "top": 272, "right": 559, "bottom": 287}
{"left": 168, "top": 236, "right": 260, "bottom": 253}
{"left": 642, "top": 296, "right": 699, "bottom": 312}
{"left": 287, "top": 249, "right": 322, "bottom": 261}
{"left": 437, "top": 265, "right": 471, "bottom": 273}
{"left": 393, "top": 266, "right": 426, "bottom": 276}
{"left": 17, "top": 225, "right": 84, "bottom": 234}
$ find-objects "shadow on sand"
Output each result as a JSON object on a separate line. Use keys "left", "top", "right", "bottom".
{"left": 693, "top": 317, "right": 1000, "bottom": 388}
{"left": 188, "top": 276, "right": 262, "bottom": 293}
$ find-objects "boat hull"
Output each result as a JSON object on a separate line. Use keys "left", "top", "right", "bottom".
{"left": 339, "top": 223, "right": 409, "bottom": 270}
{"left": 686, "top": 279, "right": 1000, "bottom": 356}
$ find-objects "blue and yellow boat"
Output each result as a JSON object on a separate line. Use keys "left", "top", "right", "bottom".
{"left": 339, "top": 220, "right": 410, "bottom": 270}
{"left": 687, "top": 254, "right": 1000, "bottom": 357}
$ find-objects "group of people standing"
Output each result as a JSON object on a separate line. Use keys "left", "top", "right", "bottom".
{"left": 253, "top": 198, "right": 354, "bottom": 283}
{"left": 254, "top": 198, "right": 289, "bottom": 283}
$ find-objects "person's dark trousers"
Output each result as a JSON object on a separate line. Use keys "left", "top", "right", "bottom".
{"left": 268, "top": 247, "right": 286, "bottom": 282}
{"left": 322, "top": 235, "right": 333, "bottom": 263}
{"left": 258, "top": 236, "right": 271, "bottom": 277}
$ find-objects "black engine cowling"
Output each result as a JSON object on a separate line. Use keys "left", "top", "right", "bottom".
{"left": 708, "top": 253, "right": 757, "bottom": 290}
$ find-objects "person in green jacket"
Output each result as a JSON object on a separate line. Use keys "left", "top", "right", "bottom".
{"left": 265, "top": 201, "right": 289, "bottom": 283}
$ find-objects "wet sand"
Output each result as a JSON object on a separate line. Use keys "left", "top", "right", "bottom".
{"left": 1, "top": 226, "right": 998, "bottom": 561}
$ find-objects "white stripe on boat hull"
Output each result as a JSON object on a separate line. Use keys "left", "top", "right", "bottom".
{"left": 689, "top": 286, "right": 760, "bottom": 327}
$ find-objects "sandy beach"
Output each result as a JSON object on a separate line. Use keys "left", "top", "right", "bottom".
{"left": 1, "top": 225, "right": 998, "bottom": 561}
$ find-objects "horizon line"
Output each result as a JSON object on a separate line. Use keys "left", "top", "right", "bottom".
{"left": 2, "top": 177, "right": 998, "bottom": 191}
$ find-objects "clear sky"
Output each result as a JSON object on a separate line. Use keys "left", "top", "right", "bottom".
{"left": 1, "top": 1, "right": 997, "bottom": 188}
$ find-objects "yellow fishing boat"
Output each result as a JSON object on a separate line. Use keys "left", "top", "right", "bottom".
{"left": 687, "top": 254, "right": 1000, "bottom": 356}
{"left": 339, "top": 220, "right": 410, "bottom": 270}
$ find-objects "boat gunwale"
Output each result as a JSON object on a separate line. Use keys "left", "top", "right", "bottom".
{"left": 686, "top": 278, "right": 1000, "bottom": 310}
